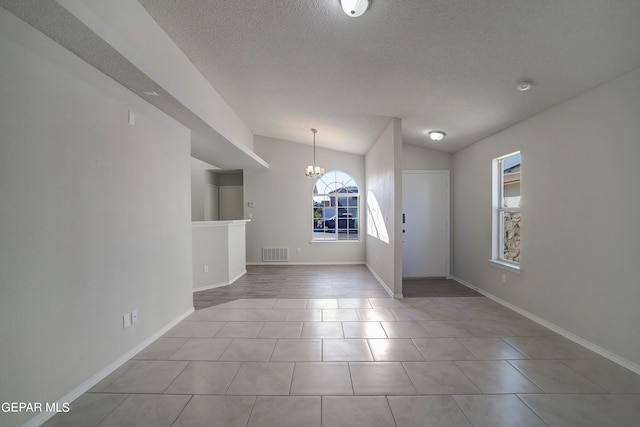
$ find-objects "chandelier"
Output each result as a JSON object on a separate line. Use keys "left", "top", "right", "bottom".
{"left": 305, "top": 128, "right": 325, "bottom": 178}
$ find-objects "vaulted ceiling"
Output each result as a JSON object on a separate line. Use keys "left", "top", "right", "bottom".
{"left": 3, "top": 0, "right": 640, "bottom": 160}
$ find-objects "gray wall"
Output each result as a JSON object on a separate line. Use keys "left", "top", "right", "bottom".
{"left": 191, "top": 157, "right": 217, "bottom": 221}
{"left": 403, "top": 143, "right": 453, "bottom": 171}
{"left": 0, "top": 9, "right": 193, "bottom": 426}
{"left": 365, "top": 119, "right": 403, "bottom": 295}
{"left": 244, "top": 136, "right": 366, "bottom": 264}
{"left": 453, "top": 66, "right": 640, "bottom": 367}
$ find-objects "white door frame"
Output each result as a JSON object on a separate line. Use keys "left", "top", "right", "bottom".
{"left": 402, "top": 170, "right": 451, "bottom": 278}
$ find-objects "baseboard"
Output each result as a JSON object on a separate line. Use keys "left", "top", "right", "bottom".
{"left": 246, "top": 261, "right": 366, "bottom": 266}
{"left": 364, "top": 263, "right": 395, "bottom": 297}
{"left": 452, "top": 276, "right": 640, "bottom": 376}
{"left": 192, "top": 270, "right": 247, "bottom": 293}
{"left": 229, "top": 269, "right": 247, "bottom": 284}
{"left": 25, "top": 307, "right": 194, "bottom": 427}
{"left": 193, "top": 281, "right": 228, "bottom": 292}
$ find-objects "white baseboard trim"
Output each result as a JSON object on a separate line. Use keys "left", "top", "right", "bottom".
{"left": 364, "top": 263, "right": 394, "bottom": 297}
{"left": 246, "top": 261, "right": 366, "bottom": 266}
{"left": 452, "top": 276, "right": 640, "bottom": 376}
{"left": 193, "top": 281, "right": 228, "bottom": 292}
{"left": 192, "top": 270, "right": 247, "bottom": 293}
{"left": 25, "top": 307, "right": 194, "bottom": 427}
{"left": 229, "top": 269, "right": 247, "bottom": 284}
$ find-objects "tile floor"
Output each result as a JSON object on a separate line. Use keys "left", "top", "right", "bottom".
{"left": 43, "top": 295, "right": 640, "bottom": 426}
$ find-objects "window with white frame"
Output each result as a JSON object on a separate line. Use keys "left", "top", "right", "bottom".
{"left": 493, "top": 152, "right": 521, "bottom": 266}
{"left": 312, "top": 171, "right": 359, "bottom": 241}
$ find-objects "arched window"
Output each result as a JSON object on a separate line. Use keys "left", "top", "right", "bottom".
{"left": 312, "top": 171, "right": 359, "bottom": 241}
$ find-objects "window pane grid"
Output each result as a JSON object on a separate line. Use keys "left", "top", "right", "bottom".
{"left": 312, "top": 171, "right": 359, "bottom": 242}
{"left": 494, "top": 153, "right": 521, "bottom": 266}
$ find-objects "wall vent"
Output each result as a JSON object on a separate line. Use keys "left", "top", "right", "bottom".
{"left": 262, "top": 247, "right": 289, "bottom": 262}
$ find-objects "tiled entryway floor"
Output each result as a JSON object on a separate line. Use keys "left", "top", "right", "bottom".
{"left": 45, "top": 296, "right": 640, "bottom": 426}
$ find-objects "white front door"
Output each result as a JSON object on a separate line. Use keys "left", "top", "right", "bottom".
{"left": 402, "top": 171, "right": 450, "bottom": 278}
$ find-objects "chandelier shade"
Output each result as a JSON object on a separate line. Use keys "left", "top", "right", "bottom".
{"left": 305, "top": 128, "right": 324, "bottom": 178}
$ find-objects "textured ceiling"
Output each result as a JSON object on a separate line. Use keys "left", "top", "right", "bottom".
{"left": 137, "top": 0, "right": 640, "bottom": 154}
{"left": 4, "top": 0, "right": 640, "bottom": 156}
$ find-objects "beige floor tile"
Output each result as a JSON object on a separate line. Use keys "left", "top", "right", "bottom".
{"left": 455, "top": 360, "right": 543, "bottom": 393}
{"left": 322, "top": 396, "right": 395, "bottom": 427}
{"left": 503, "top": 336, "right": 601, "bottom": 359}
{"left": 388, "top": 395, "right": 472, "bottom": 427}
{"left": 101, "top": 361, "right": 188, "bottom": 393}
{"left": 519, "top": 394, "right": 621, "bottom": 427}
{"left": 258, "top": 321, "right": 303, "bottom": 338}
{"left": 381, "top": 321, "right": 430, "bottom": 338}
{"left": 402, "top": 361, "right": 480, "bottom": 394}
{"left": 301, "top": 321, "right": 344, "bottom": 338}
{"left": 98, "top": 394, "right": 190, "bottom": 427}
{"left": 367, "top": 339, "right": 424, "bottom": 361}
{"left": 169, "top": 338, "right": 231, "bottom": 361}
{"left": 322, "top": 308, "right": 359, "bottom": 321}
{"left": 419, "top": 321, "right": 473, "bottom": 337}
{"left": 290, "top": 362, "right": 353, "bottom": 395}
{"left": 338, "top": 298, "right": 373, "bottom": 308}
{"left": 561, "top": 358, "right": 640, "bottom": 392}
{"left": 413, "top": 338, "right": 476, "bottom": 361}
{"left": 306, "top": 299, "right": 339, "bottom": 309}
{"left": 215, "top": 321, "right": 264, "bottom": 338}
{"left": 342, "top": 321, "right": 388, "bottom": 338}
{"left": 453, "top": 394, "right": 547, "bottom": 427}
{"left": 270, "top": 339, "right": 322, "bottom": 362}
{"left": 357, "top": 309, "right": 397, "bottom": 321}
{"left": 226, "top": 362, "right": 294, "bottom": 395}
{"left": 132, "top": 338, "right": 187, "bottom": 360}
{"left": 164, "top": 361, "right": 241, "bottom": 394}
{"left": 248, "top": 396, "right": 321, "bottom": 427}
{"left": 350, "top": 362, "right": 417, "bottom": 395}
{"left": 219, "top": 338, "right": 276, "bottom": 361}
{"left": 42, "top": 393, "right": 127, "bottom": 427}
{"left": 274, "top": 299, "right": 308, "bottom": 309}
{"left": 323, "top": 339, "right": 374, "bottom": 361}
{"left": 172, "top": 396, "right": 255, "bottom": 427}
{"left": 509, "top": 359, "right": 607, "bottom": 393}
{"left": 585, "top": 394, "right": 640, "bottom": 427}
{"left": 390, "top": 308, "right": 434, "bottom": 321}
{"left": 165, "top": 321, "right": 225, "bottom": 338}
{"left": 285, "top": 308, "right": 322, "bottom": 321}
{"left": 457, "top": 337, "right": 527, "bottom": 360}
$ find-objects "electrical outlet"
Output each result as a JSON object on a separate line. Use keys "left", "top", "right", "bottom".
{"left": 131, "top": 310, "right": 138, "bottom": 324}
{"left": 203, "top": 265, "right": 209, "bottom": 273}
{"left": 501, "top": 273, "right": 506, "bottom": 284}
{"left": 123, "top": 313, "right": 131, "bottom": 328}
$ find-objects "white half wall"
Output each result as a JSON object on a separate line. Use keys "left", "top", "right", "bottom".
{"left": 365, "top": 119, "right": 403, "bottom": 296}
{"left": 244, "top": 136, "right": 366, "bottom": 264}
{"left": 0, "top": 9, "right": 193, "bottom": 426}
{"left": 453, "top": 66, "right": 640, "bottom": 367}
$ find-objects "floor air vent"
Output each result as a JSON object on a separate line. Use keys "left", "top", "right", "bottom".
{"left": 262, "top": 247, "right": 289, "bottom": 262}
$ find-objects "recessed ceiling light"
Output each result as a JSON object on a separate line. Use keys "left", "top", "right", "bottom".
{"left": 142, "top": 90, "right": 159, "bottom": 96}
{"left": 516, "top": 80, "right": 533, "bottom": 92}
{"left": 428, "top": 130, "right": 446, "bottom": 142}
{"left": 341, "top": 0, "right": 369, "bottom": 17}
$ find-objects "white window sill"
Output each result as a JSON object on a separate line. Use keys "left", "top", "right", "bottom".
{"left": 488, "top": 259, "right": 522, "bottom": 274}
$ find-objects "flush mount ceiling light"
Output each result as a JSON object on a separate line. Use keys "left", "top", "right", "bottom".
{"left": 516, "top": 80, "right": 534, "bottom": 92}
{"left": 305, "top": 128, "right": 325, "bottom": 178}
{"left": 428, "top": 130, "right": 446, "bottom": 142}
{"left": 341, "top": 0, "right": 369, "bottom": 17}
